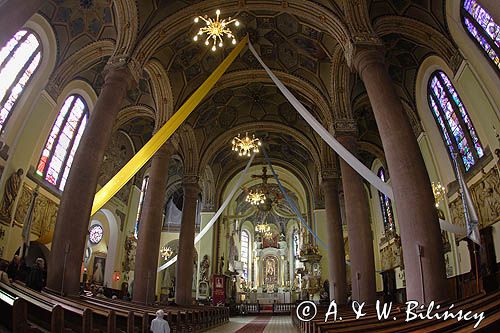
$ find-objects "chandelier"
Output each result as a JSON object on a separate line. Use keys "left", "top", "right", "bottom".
{"left": 255, "top": 223, "right": 270, "bottom": 234}
{"left": 246, "top": 189, "right": 266, "bottom": 206}
{"left": 193, "top": 9, "right": 240, "bottom": 51}
{"left": 232, "top": 133, "right": 261, "bottom": 157}
{"left": 432, "top": 182, "right": 447, "bottom": 208}
{"left": 160, "top": 246, "right": 174, "bottom": 260}
{"left": 263, "top": 230, "right": 274, "bottom": 240}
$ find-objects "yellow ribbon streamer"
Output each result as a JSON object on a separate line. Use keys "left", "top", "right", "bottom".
{"left": 91, "top": 36, "right": 249, "bottom": 215}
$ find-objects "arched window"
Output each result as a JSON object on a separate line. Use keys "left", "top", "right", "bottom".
{"left": 0, "top": 30, "right": 42, "bottom": 133}
{"left": 36, "top": 95, "right": 89, "bottom": 190}
{"left": 377, "top": 167, "right": 395, "bottom": 232}
{"left": 427, "top": 71, "right": 484, "bottom": 172}
{"left": 462, "top": 0, "right": 500, "bottom": 72}
{"left": 134, "top": 175, "right": 150, "bottom": 239}
{"left": 241, "top": 230, "right": 250, "bottom": 280}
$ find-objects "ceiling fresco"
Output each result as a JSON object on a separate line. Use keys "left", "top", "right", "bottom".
{"left": 368, "top": 0, "right": 449, "bottom": 34}
{"left": 152, "top": 10, "right": 336, "bottom": 108}
{"left": 40, "top": 0, "right": 117, "bottom": 64}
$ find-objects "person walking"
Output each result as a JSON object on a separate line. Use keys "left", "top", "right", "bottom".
{"left": 150, "top": 309, "right": 170, "bottom": 333}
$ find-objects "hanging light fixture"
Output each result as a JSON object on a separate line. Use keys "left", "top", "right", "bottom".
{"left": 255, "top": 223, "right": 270, "bottom": 234}
{"left": 432, "top": 181, "right": 447, "bottom": 208}
{"left": 193, "top": 9, "right": 240, "bottom": 51}
{"left": 232, "top": 132, "right": 261, "bottom": 157}
{"left": 160, "top": 246, "right": 174, "bottom": 260}
{"left": 246, "top": 189, "right": 266, "bottom": 205}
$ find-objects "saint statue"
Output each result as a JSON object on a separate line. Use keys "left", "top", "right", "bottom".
{"left": 200, "top": 254, "right": 210, "bottom": 282}
{"left": 0, "top": 168, "right": 23, "bottom": 221}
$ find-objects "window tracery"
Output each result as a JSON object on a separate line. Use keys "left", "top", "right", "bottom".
{"left": 377, "top": 167, "right": 395, "bottom": 233}
{"left": 427, "top": 71, "right": 484, "bottom": 172}
{"left": 241, "top": 230, "right": 250, "bottom": 280}
{"left": 36, "top": 95, "right": 89, "bottom": 190}
{"left": 462, "top": 0, "right": 500, "bottom": 72}
{"left": 0, "top": 30, "right": 42, "bottom": 133}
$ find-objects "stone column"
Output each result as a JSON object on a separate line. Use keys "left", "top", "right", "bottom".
{"left": 133, "top": 143, "right": 173, "bottom": 304}
{"left": 175, "top": 177, "right": 200, "bottom": 305}
{"left": 0, "top": 0, "right": 44, "bottom": 47}
{"left": 322, "top": 175, "right": 347, "bottom": 305}
{"left": 351, "top": 46, "right": 448, "bottom": 303}
{"left": 481, "top": 0, "right": 499, "bottom": 22}
{"left": 47, "top": 64, "right": 135, "bottom": 296}
{"left": 337, "top": 134, "right": 376, "bottom": 304}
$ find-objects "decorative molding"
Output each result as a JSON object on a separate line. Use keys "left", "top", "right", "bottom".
{"left": 448, "top": 167, "right": 500, "bottom": 236}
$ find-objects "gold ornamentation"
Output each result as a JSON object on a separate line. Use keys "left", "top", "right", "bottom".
{"left": 14, "top": 184, "right": 58, "bottom": 239}
{"left": 231, "top": 132, "right": 261, "bottom": 157}
{"left": 160, "top": 245, "right": 174, "bottom": 260}
{"left": 193, "top": 9, "right": 240, "bottom": 51}
{"left": 432, "top": 182, "right": 446, "bottom": 208}
{"left": 246, "top": 189, "right": 266, "bottom": 205}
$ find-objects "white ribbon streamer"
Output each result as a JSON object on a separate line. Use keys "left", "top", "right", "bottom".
{"left": 439, "top": 218, "right": 466, "bottom": 235}
{"left": 158, "top": 152, "right": 256, "bottom": 272}
{"left": 248, "top": 42, "right": 394, "bottom": 200}
{"left": 248, "top": 42, "right": 468, "bottom": 236}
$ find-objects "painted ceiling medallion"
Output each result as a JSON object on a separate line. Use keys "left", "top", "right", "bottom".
{"left": 193, "top": 9, "right": 240, "bottom": 51}
{"left": 80, "top": 0, "right": 93, "bottom": 9}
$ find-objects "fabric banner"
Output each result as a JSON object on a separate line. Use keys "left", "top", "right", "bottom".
{"left": 247, "top": 41, "right": 394, "bottom": 201}
{"left": 453, "top": 153, "right": 480, "bottom": 244}
{"left": 261, "top": 146, "right": 328, "bottom": 248}
{"left": 91, "top": 36, "right": 249, "bottom": 215}
{"left": 158, "top": 152, "right": 256, "bottom": 272}
{"left": 248, "top": 42, "right": 466, "bottom": 236}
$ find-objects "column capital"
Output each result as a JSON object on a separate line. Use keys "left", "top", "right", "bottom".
{"left": 182, "top": 175, "right": 200, "bottom": 197}
{"left": 154, "top": 141, "right": 176, "bottom": 159}
{"left": 104, "top": 56, "right": 140, "bottom": 90}
{"left": 345, "top": 41, "right": 385, "bottom": 77}
{"left": 333, "top": 119, "right": 358, "bottom": 137}
{"left": 321, "top": 173, "right": 340, "bottom": 190}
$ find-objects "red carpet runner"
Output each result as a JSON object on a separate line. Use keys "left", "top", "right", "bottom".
{"left": 234, "top": 316, "right": 273, "bottom": 333}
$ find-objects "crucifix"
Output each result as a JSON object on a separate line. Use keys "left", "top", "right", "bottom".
{"left": 251, "top": 167, "right": 273, "bottom": 187}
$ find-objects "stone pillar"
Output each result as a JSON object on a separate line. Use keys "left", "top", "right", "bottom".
{"left": 0, "top": 0, "right": 44, "bottom": 47}
{"left": 481, "top": 0, "right": 499, "bottom": 22}
{"left": 337, "top": 134, "right": 376, "bottom": 304}
{"left": 133, "top": 143, "right": 173, "bottom": 304}
{"left": 351, "top": 46, "right": 448, "bottom": 303}
{"left": 322, "top": 175, "right": 347, "bottom": 304}
{"left": 47, "top": 65, "right": 135, "bottom": 296}
{"left": 175, "top": 177, "right": 200, "bottom": 305}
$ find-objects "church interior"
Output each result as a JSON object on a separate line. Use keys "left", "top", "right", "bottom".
{"left": 0, "top": 0, "right": 499, "bottom": 332}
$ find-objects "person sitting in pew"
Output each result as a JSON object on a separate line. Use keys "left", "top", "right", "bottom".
{"left": 6, "top": 255, "right": 20, "bottom": 281}
{"left": 0, "top": 261, "right": 10, "bottom": 284}
{"left": 151, "top": 309, "right": 170, "bottom": 333}
{"left": 26, "top": 258, "right": 46, "bottom": 292}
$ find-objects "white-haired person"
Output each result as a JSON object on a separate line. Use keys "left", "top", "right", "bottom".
{"left": 150, "top": 309, "right": 170, "bottom": 333}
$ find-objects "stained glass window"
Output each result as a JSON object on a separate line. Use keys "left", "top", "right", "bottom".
{"left": 89, "top": 224, "right": 103, "bottom": 245}
{"left": 36, "top": 95, "right": 89, "bottom": 190}
{"left": 427, "top": 71, "right": 484, "bottom": 172}
{"left": 134, "top": 175, "right": 150, "bottom": 239}
{"left": 241, "top": 230, "right": 250, "bottom": 280}
{"left": 377, "top": 167, "right": 395, "bottom": 232}
{"left": 462, "top": 0, "right": 500, "bottom": 72}
{"left": 0, "top": 30, "right": 42, "bottom": 133}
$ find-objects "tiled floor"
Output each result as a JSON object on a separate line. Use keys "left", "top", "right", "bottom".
{"left": 205, "top": 315, "right": 299, "bottom": 333}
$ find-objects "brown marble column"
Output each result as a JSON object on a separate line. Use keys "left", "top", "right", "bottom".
{"left": 337, "top": 135, "right": 376, "bottom": 304}
{"left": 481, "top": 0, "right": 499, "bottom": 22}
{"left": 352, "top": 47, "right": 448, "bottom": 303}
{"left": 133, "top": 143, "right": 173, "bottom": 304}
{"left": 322, "top": 176, "right": 347, "bottom": 304}
{"left": 175, "top": 178, "right": 200, "bottom": 305}
{"left": 0, "top": 0, "right": 44, "bottom": 47}
{"left": 47, "top": 65, "right": 135, "bottom": 296}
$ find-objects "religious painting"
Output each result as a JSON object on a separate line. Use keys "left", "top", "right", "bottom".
{"left": 92, "top": 255, "right": 106, "bottom": 285}
{"left": 198, "top": 281, "right": 209, "bottom": 297}
{"left": 263, "top": 255, "right": 278, "bottom": 285}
